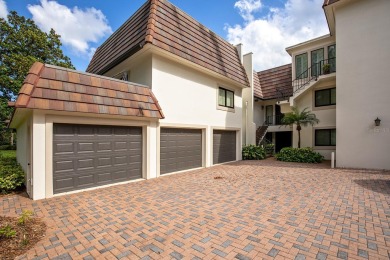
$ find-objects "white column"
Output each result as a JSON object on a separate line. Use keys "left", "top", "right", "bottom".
{"left": 32, "top": 111, "right": 46, "bottom": 200}
{"left": 146, "top": 121, "right": 158, "bottom": 179}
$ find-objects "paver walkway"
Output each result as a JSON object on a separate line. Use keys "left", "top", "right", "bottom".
{"left": 1, "top": 159, "right": 390, "bottom": 259}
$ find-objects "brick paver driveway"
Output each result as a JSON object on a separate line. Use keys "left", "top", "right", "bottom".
{"left": 1, "top": 159, "right": 390, "bottom": 260}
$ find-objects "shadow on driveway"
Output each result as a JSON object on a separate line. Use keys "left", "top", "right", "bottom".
{"left": 354, "top": 179, "right": 390, "bottom": 195}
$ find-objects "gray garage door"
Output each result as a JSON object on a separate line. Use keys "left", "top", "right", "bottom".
{"left": 53, "top": 124, "right": 142, "bottom": 194}
{"left": 213, "top": 130, "right": 237, "bottom": 164}
{"left": 160, "top": 128, "right": 202, "bottom": 175}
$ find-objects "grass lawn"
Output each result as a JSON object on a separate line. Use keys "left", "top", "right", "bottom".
{"left": 0, "top": 150, "right": 16, "bottom": 159}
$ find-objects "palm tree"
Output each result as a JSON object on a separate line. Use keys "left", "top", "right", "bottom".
{"left": 281, "top": 107, "right": 319, "bottom": 148}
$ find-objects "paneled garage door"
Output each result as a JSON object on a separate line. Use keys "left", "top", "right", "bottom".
{"left": 160, "top": 128, "right": 202, "bottom": 175}
{"left": 53, "top": 124, "right": 142, "bottom": 194}
{"left": 213, "top": 130, "right": 237, "bottom": 164}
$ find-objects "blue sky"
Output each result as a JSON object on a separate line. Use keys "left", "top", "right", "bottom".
{"left": 1, "top": 0, "right": 328, "bottom": 71}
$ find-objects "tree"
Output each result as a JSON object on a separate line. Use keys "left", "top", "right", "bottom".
{"left": 0, "top": 11, "right": 74, "bottom": 144}
{"left": 281, "top": 107, "right": 319, "bottom": 148}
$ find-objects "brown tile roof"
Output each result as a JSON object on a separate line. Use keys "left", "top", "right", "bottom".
{"left": 87, "top": 0, "right": 249, "bottom": 87}
{"left": 323, "top": 0, "right": 339, "bottom": 7}
{"left": 12, "top": 62, "right": 164, "bottom": 119}
{"left": 253, "top": 70, "right": 263, "bottom": 99}
{"left": 256, "top": 64, "right": 293, "bottom": 100}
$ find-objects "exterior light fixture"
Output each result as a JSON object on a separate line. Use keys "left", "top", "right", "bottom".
{"left": 375, "top": 117, "right": 381, "bottom": 126}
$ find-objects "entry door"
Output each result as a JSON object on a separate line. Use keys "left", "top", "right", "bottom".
{"left": 265, "top": 105, "right": 273, "bottom": 125}
{"left": 311, "top": 48, "right": 324, "bottom": 76}
{"left": 26, "top": 125, "right": 32, "bottom": 198}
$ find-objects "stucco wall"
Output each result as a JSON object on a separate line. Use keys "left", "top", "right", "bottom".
{"left": 335, "top": 0, "right": 390, "bottom": 169}
{"left": 151, "top": 54, "right": 243, "bottom": 128}
{"left": 151, "top": 54, "right": 243, "bottom": 166}
{"left": 293, "top": 81, "right": 336, "bottom": 159}
{"left": 16, "top": 118, "right": 29, "bottom": 173}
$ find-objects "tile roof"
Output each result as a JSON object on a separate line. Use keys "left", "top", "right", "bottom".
{"left": 12, "top": 62, "right": 164, "bottom": 119}
{"left": 323, "top": 0, "right": 340, "bottom": 7}
{"left": 253, "top": 70, "right": 263, "bottom": 99}
{"left": 256, "top": 64, "right": 293, "bottom": 100}
{"left": 87, "top": 0, "right": 249, "bottom": 87}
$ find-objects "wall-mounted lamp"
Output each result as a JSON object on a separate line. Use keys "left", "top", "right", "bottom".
{"left": 261, "top": 106, "right": 264, "bottom": 110}
{"left": 375, "top": 117, "right": 381, "bottom": 127}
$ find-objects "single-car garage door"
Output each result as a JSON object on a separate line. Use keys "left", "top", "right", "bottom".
{"left": 213, "top": 130, "right": 237, "bottom": 164}
{"left": 160, "top": 128, "right": 202, "bottom": 175}
{"left": 53, "top": 124, "right": 142, "bottom": 194}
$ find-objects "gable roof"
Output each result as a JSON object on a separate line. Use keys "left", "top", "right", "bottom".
{"left": 87, "top": 0, "right": 249, "bottom": 87}
{"left": 256, "top": 64, "right": 293, "bottom": 100}
{"left": 11, "top": 62, "right": 164, "bottom": 119}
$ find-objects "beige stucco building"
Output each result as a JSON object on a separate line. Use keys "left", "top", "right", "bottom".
{"left": 258, "top": 0, "right": 390, "bottom": 169}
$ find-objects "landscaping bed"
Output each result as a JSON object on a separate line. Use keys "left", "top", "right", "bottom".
{"left": 0, "top": 213, "right": 46, "bottom": 260}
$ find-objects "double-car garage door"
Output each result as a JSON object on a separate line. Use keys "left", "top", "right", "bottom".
{"left": 53, "top": 124, "right": 142, "bottom": 194}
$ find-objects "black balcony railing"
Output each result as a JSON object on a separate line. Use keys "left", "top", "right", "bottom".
{"left": 293, "top": 58, "right": 336, "bottom": 94}
{"left": 265, "top": 115, "right": 284, "bottom": 126}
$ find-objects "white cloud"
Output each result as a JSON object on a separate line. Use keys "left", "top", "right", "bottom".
{"left": 227, "top": 0, "right": 329, "bottom": 71}
{"left": 234, "top": 0, "right": 262, "bottom": 21}
{"left": 27, "top": 0, "right": 112, "bottom": 57}
{"left": 0, "top": 0, "right": 8, "bottom": 20}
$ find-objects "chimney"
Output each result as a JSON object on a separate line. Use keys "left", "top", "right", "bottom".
{"left": 235, "top": 43, "right": 243, "bottom": 63}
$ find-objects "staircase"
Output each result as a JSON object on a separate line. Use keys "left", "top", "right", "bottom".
{"left": 256, "top": 125, "right": 268, "bottom": 145}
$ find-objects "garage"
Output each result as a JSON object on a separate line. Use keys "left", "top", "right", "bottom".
{"left": 53, "top": 124, "right": 143, "bottom": 194}
{"left": 160, "top": 128, "right": 202, "bottom": 175}
{"left": 213, "top": 130, "right": 237, "bottom": 164}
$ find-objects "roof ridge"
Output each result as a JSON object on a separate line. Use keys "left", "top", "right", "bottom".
{"left": 145, "top": 0, "right": 158, "bottom": 44}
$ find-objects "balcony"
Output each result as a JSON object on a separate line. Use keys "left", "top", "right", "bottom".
{"left": 265, "top": 115, "right": 284, "bottom": 126}
{"left": 293, "top": 58, "right": 336, "bottom": 94}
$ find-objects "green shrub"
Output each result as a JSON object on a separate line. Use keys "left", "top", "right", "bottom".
{"left": 242, "top": 145, "right": 266, "bottom": 160}
{"left": 0, "top": 224, "right": 16, "bottom": 238}
{"left": 0, "top": 153, "right": 25, "bottom": 193}
{"left": 275, "top": 147, "right": 324, "bottom": 163}
{"left": 18, "top": 210, "right": 33, "bottom": 225}
{"left": 0, "top": 145, "right": 16, "bottom": 151}
{"left": 264, "top": 143, "right": 275, "bottom": 156}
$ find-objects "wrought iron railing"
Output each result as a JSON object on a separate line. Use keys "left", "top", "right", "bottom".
{"left": 265, "top": 115, "right": 284, "bottom": 126}
{"left": 293, "top": 58, "right": 336, "bottom": 94}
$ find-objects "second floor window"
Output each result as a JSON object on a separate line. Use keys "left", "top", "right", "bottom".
{"left": 315, "top": 88, "right": 336, "bottom": 107}
{"left": 218, "top": 87, "right": 234, "bottom": 108}
{"left": 295, "top": 53, "right": 308, "bottom": 79}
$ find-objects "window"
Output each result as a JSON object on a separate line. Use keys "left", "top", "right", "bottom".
{"left": 315, "top": 88, "right": 336, "bottom": 107}
{"left": 315, "top": 129, "right": 336, "bottom": 146}
{"left": 295, "top": 53, "right": 308, "bottom": 79}
{"left": 328, "top": 44, "right": 336, "bottom": 72}
{"left": 311, "top": 48, "right": 324, "bottom": 76}
{"left": 218, "top": 87, "right": 234, "bottom": 108}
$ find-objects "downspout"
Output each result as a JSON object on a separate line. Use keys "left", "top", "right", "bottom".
{"left": 245, "top": 101, "right": 248, "bottom": 146}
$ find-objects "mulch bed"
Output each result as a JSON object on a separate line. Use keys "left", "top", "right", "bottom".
{"left": 0, "top": 216, "right": 46, "bottom": 260}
